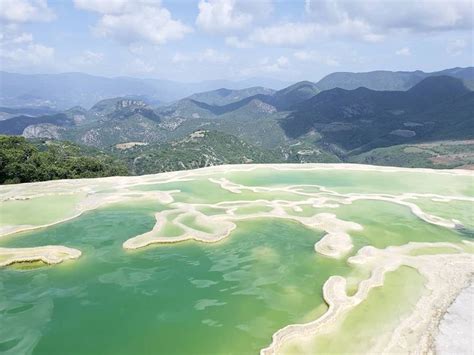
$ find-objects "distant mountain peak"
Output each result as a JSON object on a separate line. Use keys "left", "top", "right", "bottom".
{"left": 185, "top": 86, "right": 275, "bottom": 106}
{"left": 316, "top": 67, "right": 474, "bottom": 91}
{"left": 408, "top": 75, "right": 468, "bottom": 94}
{"left": 115, "top": 99, "right": 147, "bottom": 109}
{"left": 214, "top": 88, "right": 233, "bottom": 97}
{"left": 406, "top": 76, "right": 469, "bottom": 107}
{"left": 276, "top": 81, "right": 318, "bottom": 94}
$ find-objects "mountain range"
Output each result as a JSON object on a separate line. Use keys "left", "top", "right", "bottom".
{"left": 1, "top": 67, "right": 472, "bottom": 110}
{"left": 0, "top": 67, "right": 473, "bottom": 179}
{"left": 0, "top": 71, "right": 290, "bottom": 109}
{"left": 316, "top": 67, "right": 474, "bottom": 91}
{"left": 281, "top": 76, "right": 473, "bottom": 152}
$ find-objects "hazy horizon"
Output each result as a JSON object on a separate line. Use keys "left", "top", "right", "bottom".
{"left": 2, "top": 65, "right": 473, "bottom": 86}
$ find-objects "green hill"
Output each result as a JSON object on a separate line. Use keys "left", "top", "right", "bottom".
{"left": 186, "top": 87, "right": 275, "bottom": 105}
{"left": 349, "top": 140, "right": 474, "bottom": 169}
{"left": 0, "top": 69, "right": 472, "bottom": 179}
{"left": 0, "top": 113, "right": 74, "bottom": 136}
{"left": 58, "top": 98, "right": 164, "bottom": 148}
{"left": 113, "top": 130, "right": 282, "bottom": 175}
{"left": 272, "top": 81, "right": 321, "bottom": 110}
{"left": 0, "top": 136, "right": 127, "bottom": 184}
{"left": 281, "top": 76, "right": 472, "bottom": 153}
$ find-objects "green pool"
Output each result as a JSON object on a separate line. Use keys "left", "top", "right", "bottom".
{"left": 0, "top": 165, "right": 472, "bottom": 354}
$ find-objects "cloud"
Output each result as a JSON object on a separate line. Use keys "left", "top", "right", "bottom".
{"left": 249, "top": 23, "right": 317, "bottom": 46}
{"left": 275, "top": 56, "right": 289, "bottom": 67}
{"left": 172, "top": 52, "right": 191, "bottom": 64}
{"left": 348, "top": 50, "right": 369, "bottom": 65}
{"left": 293, "top": 50, "right": 340, "bottom": 66}
{"left": 395, "top": 47, "right": 411, "bottom": 56}
{"left": 74, "top": 0, "right": 192, "bottom": 45}
{"left": 1, "top": 43, "right": 54, "bottom": 65}
{"left": 240, "top": 0, "right": 472, "bottom": 46}
{"left": 0, "top": 0, "right": 55, "bottom": 23}
{"left": 73, "top": 0, "right": 133, "bottom": 14}
{"left": 128, "top": 58, "right": 155, "bottom": 73}
{"left": 0, "top": 1, "right": 55, "bottom": 69}
{"left": 240, "top": 56, "right": 289, "bottom": 76}
{"left": 0, "top": 26, "right": 33, "bottom": 45}
{"left": 172, "top": 48, "right": 230, "bottom": 64}
{"left": 305, "top": 0, "right": 472, "bottom": 33}
{"left": 73, "top": 50, "right": 104, "bottom": 66}
{"left": 0, "top": 24, "right": 54, "bottom": 67}
{"left": 258, "top": 56, "right": 290, "bottom": 73}
{"left": 128, "top": 44, "right": 145, "bottom": 55}
{"left": 446, "top": 39, "right": 466, "bottom": 56}
{"left": 198, "top": 48, "right": 230, "bottom": 63}
{"left": 225, "top": 36, "right": 252, "bottom": 48}
{"left": 246, "top": 17, "right": 383, "bottom": 46}
{"left": 197, "top": 0, "right": 251, "bottom": 32}
{"left": 196, "top": 0, "right": 272, "bottom": 33}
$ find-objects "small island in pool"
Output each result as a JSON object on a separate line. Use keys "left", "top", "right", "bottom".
{"left": 0, "top": 164, "right": 472, "bottom": 354}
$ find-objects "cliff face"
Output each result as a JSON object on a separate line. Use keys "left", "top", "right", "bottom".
{"left": 22, "top": 123, "right": 62, "bottom": 139}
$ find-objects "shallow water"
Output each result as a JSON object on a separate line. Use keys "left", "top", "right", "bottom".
{"left": 281, "top": 266, "right": 426, "bottom": 354}
{"left": 0, "top": 209, "right": 350, "bottom": 354}
{"left": 333, "top": 200, "right": 466, "bottom": 250}
{"left": 0, "top": 166, "right": 472, "bottom": 354}
{"left": 227, "top": 168, "right": 474, "bottom": 196}
{"left": 0, "top": 194, "right": 84, "bottom": 227}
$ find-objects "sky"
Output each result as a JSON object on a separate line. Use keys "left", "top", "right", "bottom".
{"left": 0, "top": 0, "right": 472, "bottom": 82}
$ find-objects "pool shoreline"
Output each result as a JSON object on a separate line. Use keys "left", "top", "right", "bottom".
{"left": 261, "top": 243, "right": 474, "bottom": 354}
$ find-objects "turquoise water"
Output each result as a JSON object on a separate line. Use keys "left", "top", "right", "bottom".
{"left": 227, "top": 168, "right": 474, "bottom": 196}
{"left": 0, "top": 166, "right": 472, "bottom": 354}
{"left": 0, "top": 204, "right": 350, "bottom": 354}
{"left": 281, "top": 266, "right": 426, "bottom": 354}
{"left": 0, "top": 194, "right": 84, "bottom": 227}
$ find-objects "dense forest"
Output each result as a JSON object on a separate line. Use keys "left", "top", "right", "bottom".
{"left": 0, "top": 136, "right": 127, "bottom": 184}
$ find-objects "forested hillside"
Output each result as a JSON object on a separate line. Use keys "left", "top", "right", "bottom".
{"left": 113, "top": 130, "right": 282, "bottom": 175}
{"left": 1, "top": 68, "right": 473, "bottom": 184}
{"left": 0, "top": 136, "right": 127, "bottom": 184}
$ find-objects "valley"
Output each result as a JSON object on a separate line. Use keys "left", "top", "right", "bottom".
{"left": 1, "top": 68, "right": 473, "bottom": 183}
